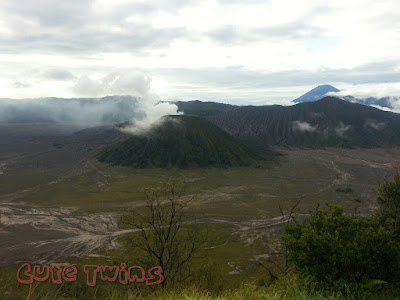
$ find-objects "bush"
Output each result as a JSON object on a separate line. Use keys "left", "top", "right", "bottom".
{"left": 377, "top": 170, "right": 400, "bottom": 238}
{"left": 283, "top": 204, "right": 400, "bottom": 283}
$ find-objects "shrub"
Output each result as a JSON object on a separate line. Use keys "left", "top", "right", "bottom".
{"left": 377, "top": 170, "right": 400, "bottom": 238}
{"left": 283, "top": 203, "right": 400, "bottom": 283}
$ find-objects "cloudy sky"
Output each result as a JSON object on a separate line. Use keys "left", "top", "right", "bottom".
{"left": 1, "top": 0, "right": 399, "bottom": 105}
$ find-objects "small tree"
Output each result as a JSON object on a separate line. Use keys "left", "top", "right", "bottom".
{"left": 377, "top": 170, "right": 400, "bottom": 236}
{"left": 121, "top": 176, "right": 203, "bottom": 287}
{"left": 258, "top": 198, "right": 302, "bottom": 283}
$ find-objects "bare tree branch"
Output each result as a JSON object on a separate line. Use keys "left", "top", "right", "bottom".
{"left": 121, "top": 176, "right": 204, "bottom": 288}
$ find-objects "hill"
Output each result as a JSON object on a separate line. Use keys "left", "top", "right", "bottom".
{"left": 292, "top": 85, "right": 340, "bottom": 103}
{"left": 207, "top": 96, "right": 400, "bottom": 148}
{"left": 174, "top": 100, "right": 237, "bottom": 116}
{"left": 96, "top": 115, "right": 269, "bottom": 168}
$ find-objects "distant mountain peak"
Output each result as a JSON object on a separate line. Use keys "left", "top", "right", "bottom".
{"left": 293, "top": 85, "right": 340, "bottom": 103}
{"left": 317, "top": 84, "right": 338, "bottom": 89}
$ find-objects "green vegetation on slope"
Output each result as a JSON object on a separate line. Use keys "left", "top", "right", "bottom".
{"left": 96, "top": 115, "right": 269, "bottom": 168}
{"left": 207, "top": 97, "right": 400, "bottom": 147}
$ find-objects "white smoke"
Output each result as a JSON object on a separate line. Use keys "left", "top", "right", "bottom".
{"left": 120, "top": 101, "right": 181, "bottom": 135}
{"left": 335, "top": 122, "right": 352, "bottom": 136}
{"left": 292, "top": 120, "right": 317, "bottom": 132}
{"left": 0, "top": 71, "right": 180, "bottom": 133}
{"left": 73, "top": 71, "right": 181, "bottom": 134}
{"left": 364, "top": 119, "right": 386, "bottom": 130}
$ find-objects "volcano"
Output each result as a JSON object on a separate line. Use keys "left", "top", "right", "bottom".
{"left": 96, "top": 115, "right": 269, "bottom": 168}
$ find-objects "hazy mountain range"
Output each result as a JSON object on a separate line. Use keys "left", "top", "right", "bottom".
{"left": 2, "top": 90, "right": 400, "bottom": 168}
{"left": 96, "top": 96, "right": 400, "bottom": 168}
{"left": 0, "top": 95, "right": 144, "bottom": 125}
{"left": 0, "top": 85, "right": 398, "bottom": 126}
{"left": 291, "top": 84, "right": 399, "bottom": 111}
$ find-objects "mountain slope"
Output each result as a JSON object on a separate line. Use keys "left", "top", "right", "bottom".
{"left": 96, "top": 115, "right": 269, "bottom": 168}
{"left": 207, "top": 97, "right": 400, "bottom": 148}
{"left": 292, "top": 85, "right": 340, "bottom": 103}
{"left": 174, "top": 100, "right": 237, "bottom": 116}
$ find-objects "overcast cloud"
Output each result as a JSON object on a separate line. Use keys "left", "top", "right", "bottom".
{"left": 0, "top": 0, "right": 399, "bottom": 104}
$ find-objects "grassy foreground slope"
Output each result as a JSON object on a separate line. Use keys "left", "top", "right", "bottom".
{"left": 96, "top": 115, "right": 270, "bottom": 168}
{"left": 2, "top": 266, "right": 398, "bottom": 299}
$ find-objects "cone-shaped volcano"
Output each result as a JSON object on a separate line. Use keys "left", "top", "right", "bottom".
{"left": 96, "top": 115, "right": 268, "bottom": 168}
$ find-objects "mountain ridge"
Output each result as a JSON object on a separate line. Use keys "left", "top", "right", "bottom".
{"left": 206, "top": 96, "right": 400, "bottom": 148}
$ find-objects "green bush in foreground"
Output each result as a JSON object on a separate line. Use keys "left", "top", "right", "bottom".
{"left": 377, "top": 170, "right": 400, "bottom": 238}
{"left": 284, "top": 203, "right": 400, "bottom": 284}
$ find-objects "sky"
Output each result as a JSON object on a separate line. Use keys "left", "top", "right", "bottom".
{"left": 0, "top": 0, "right": 399, "bottom": 105}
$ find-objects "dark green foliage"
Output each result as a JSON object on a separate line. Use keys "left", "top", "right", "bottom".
{"left": 284, "top": 204, "right": 400, "bottom": 283}
{"left": 207, "top": 97, "right": 400, "bottom": 148}
{"left": 377, "top": 170, "right": 400, "bottom": 238}
{"left": 96, "top": 115, "right": 268, "bottom": 168}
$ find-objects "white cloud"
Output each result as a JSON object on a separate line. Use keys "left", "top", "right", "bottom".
{"left": 44, "top": 68, "right": 75, "bottom": 81}
{"left": 12, "top": 81, "right": 31, "bottom": 88}
{"left": 0, "top": 0, "right": 399, "bottom": 103}
{"left": 370, "top": 104, "right": 392, "bottom": 112}
{"left": 73, "top": 71, "right": 153, "bottom": 98}
{"left": 387, "top": 97, "right": 400, "bottom": 113}
{"left": 292, "top": 120, "right": 317, "bottom": 132}
{"left": 328, "top": 82, "right": 400, "bottom": 99}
